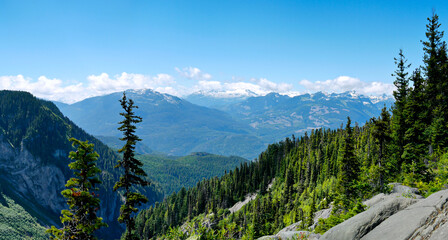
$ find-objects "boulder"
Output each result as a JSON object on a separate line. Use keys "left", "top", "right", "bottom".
{"left": 361, "top": 189, "right": 448, "bottom": 240}
{"left": 389, "top": 182, "right": 420, "bottom": 194}
{"left": 321, "top": 193, "right": 419, "bottom": 240}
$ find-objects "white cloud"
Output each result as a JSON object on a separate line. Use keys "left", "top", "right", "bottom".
{"left": 255, "top": 78, "right": 293, "bottom": 93}
{"left": 0, "top": 72, "right": 176, "bottom": 103}
{"left": 175, "top": 67, "right": 212, "bottom": 80}
{"left": 0, "top": 71, "right": 392, "bottom": 104}
{"left": 189, "top": 78, "right": 293, "bottom": 98}
{"left": 299, "top": 76, "right": 395, "bottom": 95}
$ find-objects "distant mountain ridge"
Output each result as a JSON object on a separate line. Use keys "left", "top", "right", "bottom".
{"left": 195, "top": 90, "right": 394, "bottom": 143}
{"left": 56, "top": 89, "right": 393, "bottom": 160}
{"left": 55, "top": 89, "right": 266, "bottom": 159}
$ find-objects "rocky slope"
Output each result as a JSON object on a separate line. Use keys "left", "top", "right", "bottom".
{"left": 257, "top": 184, "right": 448, "bottom": 240}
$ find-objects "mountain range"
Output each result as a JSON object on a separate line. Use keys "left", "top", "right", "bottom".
{"left": 56, "top": 89, "right": 393, "bottom": 159}
{"left": 55, "top": 89, "right": 266, "bottom": 159}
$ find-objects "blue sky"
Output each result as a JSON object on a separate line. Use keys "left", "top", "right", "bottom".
{"left": 1, "top": 0, "right": 448, "bottom": 103}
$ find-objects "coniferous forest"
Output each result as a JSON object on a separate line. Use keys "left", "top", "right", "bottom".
{"left": 129, "top": 13, "right": 448, "bottom": 239}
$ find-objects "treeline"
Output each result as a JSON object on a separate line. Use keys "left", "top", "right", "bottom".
{"left": 133, "top": 13, "right": 448, "bottom": 239}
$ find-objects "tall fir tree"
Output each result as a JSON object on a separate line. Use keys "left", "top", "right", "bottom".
{"left": 422, "top": 13, "right": 448, "bottom": 152}
{"left": 114, "top": 92, "right": 150, "bottom": 240}
{"left": 422, "top": 13, "right": 444, "bottom": 110}
{"left": 391, "top": 49, "right": 410, "bottom": 167}
{"left": 47, "top": 138, "right": 107, "bottom": 240}
{"left": 337, "top": 117, "right": 359, "bottom": 207}
{"left": 402, "top": 69, "right": 429, "bottom": 182}
{"left": 371, "top": 107, "right": 392, "bottom": 190}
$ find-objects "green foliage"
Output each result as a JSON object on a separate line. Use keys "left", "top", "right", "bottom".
{"left": 0, "top": 192, "right": 48, "bottom": 240}
{"left": 114, "top": 92, "right": 150, "bottom": 240}
{"left": 47, "top": 138, "right": 107, "bottom": 240}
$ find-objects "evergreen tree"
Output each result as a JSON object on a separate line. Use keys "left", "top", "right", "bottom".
{"left": 371, "top": 107, "right": 392, "bottom": 190}
{"left": 402, "top": 69, "right": 429, "bottom": 181}
{"left": 48, "top": 138, "right": 107, "bottom": 240}
{"left": 391, "top": 49, "right": 410, "bottom": 167}
{"left": 423, "top": 13, "right": 445, "bottom": 110}
{"left": 114, "top": 92, "right": 150, "bottom": 240}
{"left": 307, "top": 193, "right": 316, "bottom": 227}
{"left": 337, "top": 117, "right": 359, "bottom": 206}
{"left": 422, "top": 13, "right": 448, "bottom": 152}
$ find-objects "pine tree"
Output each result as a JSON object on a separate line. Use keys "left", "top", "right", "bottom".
{"left": 402, "top": 69, "right": 429, "bottom": 181}
{"left": 422, "top": 13, "right": 448, "bottom": 152}
{"left": 47, "top": 138, "right": 107, "bottom": 240}
{"left": 423, "top": 13, "right": 444, "bottom": 108}
{"left": 337, "top": 117, "right": 359, "bottom": 206}
{"left": 431, "top": 36, "right": 448, "bottom": 153}
{"left": 114, "top": 92, "right": 150, "bottom": 240}
{"left": 391, "top": 49, "right": 410, "bottom": 167}
{"left": 371, "top": 107, "right": 392, "bottom": 190}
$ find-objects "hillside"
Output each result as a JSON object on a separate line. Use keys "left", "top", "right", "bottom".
{"left": 137, "top": 152, "right": 248, "bottom": 195}
{"left": 0, "top": 190, "right": 47, "bottom": 240}
{"left": 0, "top": 90, "right": 162, "bottom": 239}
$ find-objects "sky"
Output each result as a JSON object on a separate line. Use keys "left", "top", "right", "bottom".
{"left": 1, "top": 0, "right": 448, "bottom": 103}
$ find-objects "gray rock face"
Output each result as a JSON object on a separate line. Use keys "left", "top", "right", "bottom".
{"left": 362, "top": 189, "right": 448, "bottom": 240}
{"left": 277, "top": 221, "right": 303, "bottom": 234}
{"left": 0, "top": 139, "right": 66, "bottom": 220}
{"left": 321, "top": 192, "right": 420, "bottom": 240}
{"left": 257, "top": 231, "right": 320, "bottom": 240}
{"left": 429, "top": 221, "right": 448, "bottom": 240}
{"left": 229, "top": 193, "right": 257, "bottom": 213}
